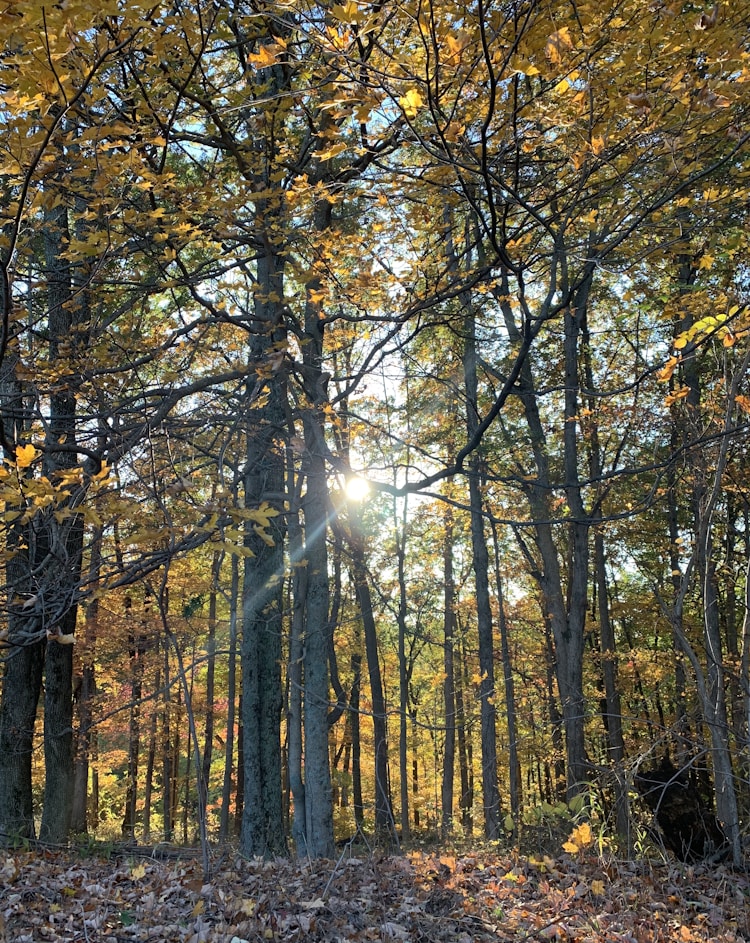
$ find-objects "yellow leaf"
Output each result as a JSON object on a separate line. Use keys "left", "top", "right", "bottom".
{"left": 15, "top": 444, "right": 37, "bottom": 469}
{"left": 399, "top": 89, "right": 423, "bottom": 118}
{"left": 580, "top": 209, "right": 598, "bottom": 227}
{"left": 545, "top": 27, "right": 574, "bottom": 64}
{"left": 657, "top": 356, "right": 678, "bottom": 382}
{"left": 316, "top": 141, "right": 348, "bottom": 161}
{"left": 131, "top": 862, "right": 147, "bottom": 879}
{"left": 571, "top": 149, "right": 587, "bottom": 170}
{"left": 248, "top": 43, "right": 282, "bottom": 68}
{"left": 511, "top": 58, "right": 540, "bottom": 76}
{"left": 562, "top": 839, "right": 579, "bottom": 854}
{"left": 331, "top": 1, "right": 363, "bottom": 23}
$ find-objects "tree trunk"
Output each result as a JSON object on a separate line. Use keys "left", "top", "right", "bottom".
{"left": 38, "top": 194, "right": 87, "bottom": 845}
{"left": 455, "top": 635, "right": 473, "bottom": 834}
{"left": 491, "top": 521, "right": 521, "bottom": 834}
{"left": 142, "top": 671, "right": 160, "bottom": 841}
{"left": 463, "top": 303, "right": 501, "bottom": 839}
{"left": 298, "top": 244, "right": 336, "bottom": 858}
{"left": 593, "top": 533, "right": 629, "bottom": 838}
{"left": 349, "top": 511, "right": 396, "bottom": 842}
{"left": 71, "top": 528, "right": 102, "bottom": 834}
{"left": 441, "top": 506, "right": 456, "bottom": 838}
{"left": 162, "top": 638, "right": 173, "bottom": 842}
{"left": 286, "top": 475, "right": 307, "bottom": 853}
{"left": 0, "top": 328, "right": 42, "bottom": 841}
{"left": 350, "top": 652, "right": 364, "bottom": 831}
{"left": 239, "top": 241, "right": 286, "bottom": 858}
{"left": 220, "top": 554, "right": 240, "bottom": 842}
{"left": 201, "top": 551, "right": 221, "bottom": 820}
{"left": 396, "top": 498, "right": 411, "bottom": 842}
{"left": 121, "top": 597, "right": 146, "bottom": 840}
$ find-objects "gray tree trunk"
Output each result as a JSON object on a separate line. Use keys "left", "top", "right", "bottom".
{"left": 463, "top": 304, "right": 501, "bottom": 839}
{"left": 239, "top": 241, "right": 286, "bottom": 858}
{"left": 441, "top": 507, "right": 456, "bottom": 838}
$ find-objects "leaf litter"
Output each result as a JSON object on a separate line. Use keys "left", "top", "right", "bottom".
{"left": 0, "top": 847, "right": 748, "bottom": 942}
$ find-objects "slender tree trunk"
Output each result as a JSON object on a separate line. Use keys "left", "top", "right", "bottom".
{"left": 455, "top": 635, "right": 472, "bottom": 834}
{"left": 349, "top": 511, "right": 396, "bottom": 841}
{"left": 71, "top": 527, "right": 102, "bottom": 834}
{"left": 170, "top": 684, "right": 182, "bottom": 836}
{"left": 396, "top": 499, "right": 411, "bottom": 842}
{"left": 593, "top": 533, "right": 629, "bottom": 838}
{"left": 350, "top": 652, "right": 364, "bottom": 831}
{"left": 162, "top": 638, "right": 173, "bottom": 842}
{"left": 121, "top": 597, "right": 146, "bottom": 839}
{"left": 491, "top": 521, "right": 521, "bottom": 833}
{"left": 220, "top": 554, "right": 240, "bottom": 842}
{"left": 667, "top": 258, "right": 745, "bottom": 864}
{"left": 441, "top": 506, "right": 456, "bottom": 838}
{"left": 234, "top": 691, "right": 244, "bottom": 838}
{"left": 142, "top": 671, "right": 160, "bottom": 841}
{"left": 411, "top": 707, "right": 420, "bottom": 830}
{"left": 463, "top": 302, "right": 501, "bottom": 839}
{"left": 201, "top": 551, "right": 221, "bottom": 820}
{"left": 506, "top": 266, "right": 594, "bottom": 798}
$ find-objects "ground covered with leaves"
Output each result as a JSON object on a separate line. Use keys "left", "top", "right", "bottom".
{"left": 1, "top": 846, "right": 749, "bottom": 942}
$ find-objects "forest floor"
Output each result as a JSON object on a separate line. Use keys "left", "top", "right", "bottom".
{"left": 1, "top": 843, "right": 749, "bottom": 942}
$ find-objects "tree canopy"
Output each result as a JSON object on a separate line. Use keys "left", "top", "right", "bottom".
{"left": 1, "top": 0, "right": 750, "bottom": 865}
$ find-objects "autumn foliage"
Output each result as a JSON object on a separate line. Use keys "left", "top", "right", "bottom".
{"left": 0, "top": 0, "right": 749, "bottom": 886}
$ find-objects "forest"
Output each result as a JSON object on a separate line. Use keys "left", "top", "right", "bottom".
{"left": 1, "top": 0, "right": 750, "bottom": 876}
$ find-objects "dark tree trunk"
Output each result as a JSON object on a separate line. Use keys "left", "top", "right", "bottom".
{"left": 441, "top": 506, "right": 456, "bottom": 838}
{"left": 463, "top": 304, "right": 501, "bottom": 839}
{"left": 350, "top": 652, "right": 364, "bottom": 831}
{"left": 142, "top": 670, "right": 160, "bottom": 841}
{"left": 162, "top": 639, "right": 173, "bottom": 842}
{"left": 455, "top": 636, "right": 473, "bottom": 834}
{"left": 396, "top": 500, "right": 411, "bottom": 843}
{"left": 220, "top": 555, "right": 239, "bottom": 842}
{"left": 286, "top": 475, "right": 307, "bottom": 853}
{"left": 201, "top": 552, "right": 221, "bottom": 819}
{"left": 239, "top": 241, "right": 286, "bottom": 858}
{"left": 38, "top": 195, "right": 87, "bottom": 845}
{"left": 121, "top": 598, "right": 146, "bottom": 840}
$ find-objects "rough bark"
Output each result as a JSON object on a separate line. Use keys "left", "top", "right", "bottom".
{"left": 239, "top": 241, "right": 287, "bottom": 857}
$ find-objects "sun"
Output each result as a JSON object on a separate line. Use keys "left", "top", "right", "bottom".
{"left": 345, "top": 476, "right": 371, "bottom": 502}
